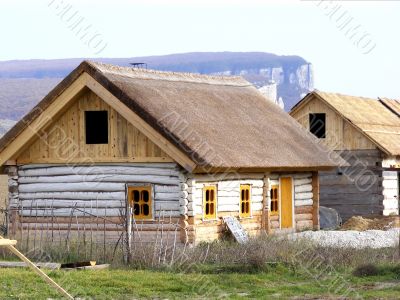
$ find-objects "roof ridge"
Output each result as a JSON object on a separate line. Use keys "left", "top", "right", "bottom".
{"left": 315, "top": 90, "right": 378, "bottom": 101}
{"left": 85, "top": 60, "right": 252, "bottom": 87}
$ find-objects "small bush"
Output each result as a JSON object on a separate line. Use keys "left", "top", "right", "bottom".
{"left": 353, "top": 264, "right": 379, "bottom": 277}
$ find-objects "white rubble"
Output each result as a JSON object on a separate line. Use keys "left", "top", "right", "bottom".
{"left": 290, "top": 229, "right": 400, "bottom": 249}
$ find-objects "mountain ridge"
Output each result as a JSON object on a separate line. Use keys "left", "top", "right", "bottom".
{"left": 0, "top": 52, "right": 313, "bottom": 125}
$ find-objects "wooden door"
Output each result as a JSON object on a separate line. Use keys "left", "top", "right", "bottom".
{"left": 280, "top": 177, "right": 293, "bottom": 228}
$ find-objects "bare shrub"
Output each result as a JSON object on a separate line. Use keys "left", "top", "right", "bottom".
{"left": 353, "top": 264, "right": 379, "bottom": 277}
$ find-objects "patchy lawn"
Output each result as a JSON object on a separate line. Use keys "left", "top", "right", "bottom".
{"left": 1, "top": 265, "right": 400, "bottom": 299}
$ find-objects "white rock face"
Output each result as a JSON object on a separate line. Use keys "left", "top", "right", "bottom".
{"left": 258, "top": 81, "right": 277, "bottom": 102}
{"left": 257, "top": 82, "right": 284, "bottom": 110}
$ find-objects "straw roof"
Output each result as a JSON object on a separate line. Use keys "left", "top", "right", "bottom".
{"left": 294, "top": 91, "right": 400, "bottom": 156}
{"left": 379, "top": 97, "right": 400, "bottom": 118}
{"left": 0, "top": 61, "right": 339, "bottom": 170}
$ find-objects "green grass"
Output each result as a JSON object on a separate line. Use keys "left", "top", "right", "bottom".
{"left": 1, "top": 264, "right": 400, "bottom": 299}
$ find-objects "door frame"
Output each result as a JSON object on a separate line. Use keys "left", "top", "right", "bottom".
{"left": 279, "top": 176, "right": 295, "bottom": 229}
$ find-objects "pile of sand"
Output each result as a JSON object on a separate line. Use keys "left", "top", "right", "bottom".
{"left": 341, "top": 216, "right": 400, "bottom": 231}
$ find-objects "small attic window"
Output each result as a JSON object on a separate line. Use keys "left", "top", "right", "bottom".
{"left": 309, "top": 113, "right": 326, "bottom": 139}
{"left": 85, "top": 111, "right": 108, "bottom": 144}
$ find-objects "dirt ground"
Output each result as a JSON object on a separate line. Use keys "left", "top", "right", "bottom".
{"left": 341, "top": 215, "right": 400, "bottom": 231}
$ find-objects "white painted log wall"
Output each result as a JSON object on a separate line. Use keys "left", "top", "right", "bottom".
{"left": 182, "top": 172, "right": 315, "bottom": 224}
{"left": 184, "top": 174, "right": 265, "bottom": 217}
{"left": 270, "top": 173, "right": 313, "bottom": 208}
{"left": 382, "top": 171, "right": 399, "bottom": 215}
{"left": 293, "top": 173, "right": 313, "bottom": 208}
{"left": 293, "top": 173, "right": 314, "bottom": 231}
{"left": 15, "top": 164, "right": 182, "bottom": 217}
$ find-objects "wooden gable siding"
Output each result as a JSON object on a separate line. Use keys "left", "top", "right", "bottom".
{"left": 291, "top": 95, "right": 377, "bottom": 151}
{"left": 16, "top": 89, "right": 173, "bottom": 164}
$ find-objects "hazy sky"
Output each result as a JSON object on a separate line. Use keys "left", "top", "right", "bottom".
{"left": 1, "top": 0, "right": 399, "bottom": 98}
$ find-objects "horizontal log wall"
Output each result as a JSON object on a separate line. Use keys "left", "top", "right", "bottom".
{"left": 270, "top": 173, "right": 314, "bottom": 232}
{"left": 382, "top": 171, "right": 399, "bottom": 215}
{"left": 183, "top": 174, "right": 264, "bottom": 243}
{"left": 319, "top": 150, "right": 385, "bottom": 221}
{"left": 9, "top": 163, "right": 186, "bottom": 242}
{"left": 293, "top": 173, "right": 314, "bottom": 231}
{"left": 182, "top": 172, "right": 316, "bottom": 242}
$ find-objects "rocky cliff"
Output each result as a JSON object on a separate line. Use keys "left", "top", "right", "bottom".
{"left": 0, "top": 52, "right": 313, "bottom": 123}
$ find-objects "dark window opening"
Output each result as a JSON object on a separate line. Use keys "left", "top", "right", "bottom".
{"left": 309, "top": 113, "right": 326, "bottom": 139}
{"left": 85, "top": 111, "right": 108, "bottom": 144}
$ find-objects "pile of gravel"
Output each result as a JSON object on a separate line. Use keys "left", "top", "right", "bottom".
{"left": 291, "top": 229, "right": 400, "bottom": 249}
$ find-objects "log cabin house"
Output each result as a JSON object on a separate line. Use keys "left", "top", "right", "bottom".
{"left": 0, "top": 61, "right": 339, "bottom": 244}
{"left": 290, "top": 91, "right": 400, "bottom": 221}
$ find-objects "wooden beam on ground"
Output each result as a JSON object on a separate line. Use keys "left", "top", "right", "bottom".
{"left": 0, "top": 239, "right": 17, "bottom": 246}
{"left": 0, "top": 236, "right": 73, "bottom": 299}
{"left": 0, "top": 261, "right": 61, "bottom": 270}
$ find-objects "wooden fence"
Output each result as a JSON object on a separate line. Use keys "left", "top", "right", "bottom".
{"left": 4, "top": 203, "right": 186, "bottom": 265}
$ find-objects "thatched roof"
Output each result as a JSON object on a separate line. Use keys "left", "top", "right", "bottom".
{"left": 379, "top": 97, "right": 400, "bottom": 118}
{"left": 293, "top": 91, "right": 400, "bottom": 156}
{"left": 0, "top": 61, "right": 339, "bottom": 170}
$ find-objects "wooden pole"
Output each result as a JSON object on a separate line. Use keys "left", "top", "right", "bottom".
{"left": 311, "top": 171, "right": 320, "bottom": 230}
{"left": 0, "top": 236, "right": 74, "bottom": 299}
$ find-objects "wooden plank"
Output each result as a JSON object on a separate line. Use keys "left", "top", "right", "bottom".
{"left": 63, "top": 264, "right": 110, "bottom": 271}
{"left": 222, "top": 216, "right": 249, "bottom": 244}
{"left": 0, "top": 261, "right": 61, "bottom": 270}
{"left": 0, "top": 239, "right": 17, "bottom": 246}
{"left": 281, "top": 177, "right": 293, "bottom": 229}
{"left": 17, "top": 157, "right": 173, "bottom": 164}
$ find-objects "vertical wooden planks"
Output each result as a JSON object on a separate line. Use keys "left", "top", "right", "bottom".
{"left": 280, "top": 177, "right": 293, "bottom": 229}
{"left": 16, "top": 89, "right": 172, "bottom": 163}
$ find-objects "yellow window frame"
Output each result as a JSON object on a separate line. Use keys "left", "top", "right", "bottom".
{"left": 240, "top": 184, "right": 251, "bottom": 218}
{"left": 270, "top": 185, "right": 279, "bottom": 216}
{"left": 128, "top": 186, "right": 153, "bottom": 220}
{"left": 203, "top": 185, "right": 217, "bottom": 219}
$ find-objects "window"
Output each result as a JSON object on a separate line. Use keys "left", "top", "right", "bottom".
{"left": 85, "top": 111, "right": 109, "bottom": 144}
{"left": 309, "top": 113, "right": 326, "bottom": 139}
{"left": 203, "top": 186, "right": 217, "bottom": 219}
{"left": 240, "top": 184, "right": 251, "bottom": 217}
{"left": 270, "top": 185, "right": 279, "bottom": 215}
{"left": 128, "top": 186, "right": 152, "bottom": 220}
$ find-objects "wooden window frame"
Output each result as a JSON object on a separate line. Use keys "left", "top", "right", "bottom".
{"left": 270, "top": 185, "right": 279, "bottom": 216}
{"left": 203, "top": 185, "right": 217, "bottom": 220}
{"left": 239, "top": 184, "right": 251, "bottom": 218}
{"left": 127, "top": 185, "right": 154, "bottom": 220}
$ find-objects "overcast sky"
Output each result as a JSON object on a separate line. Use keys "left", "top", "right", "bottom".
{"left": 1, "top": 0, "right": 399, "bottom": 98}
